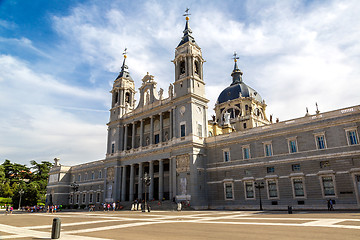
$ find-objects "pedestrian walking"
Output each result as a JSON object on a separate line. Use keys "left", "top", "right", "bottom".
{"left": 329, "top": 199, "right": 334, "bottom": 211}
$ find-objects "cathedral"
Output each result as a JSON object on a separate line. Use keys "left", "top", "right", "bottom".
{"left": 47, "top": 16, "right": 360, "bottom": 210}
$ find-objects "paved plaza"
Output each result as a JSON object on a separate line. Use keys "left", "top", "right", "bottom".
{"left": 1, "top": 210, "right": 360, "bottom": 239}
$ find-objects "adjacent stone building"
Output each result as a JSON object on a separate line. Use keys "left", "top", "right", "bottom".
{"left": 47, "top": 17, "right": 360, "bottom": 210}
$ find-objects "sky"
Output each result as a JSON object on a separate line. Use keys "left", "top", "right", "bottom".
{"left": 1, "top": 0, "right": 360, "bottom": 166}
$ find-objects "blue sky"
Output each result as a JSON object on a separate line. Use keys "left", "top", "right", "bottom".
{"left": 1, "top": 0, "right": 360, "bottom": 166}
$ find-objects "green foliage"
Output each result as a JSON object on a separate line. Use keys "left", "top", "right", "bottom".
{"left": 0, "top": 197, "right": 12, "bottom": 205}
{"left": 1, "top": 159, "right": 53, "bottom": 207}
{"left": 0, "top": 181, "right": 13, "bottom": 198}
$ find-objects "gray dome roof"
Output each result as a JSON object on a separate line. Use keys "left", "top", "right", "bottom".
{"left": 217, "top": 82, "right": 262, "bottom": 104}
{"left": 217, "top": 61, "right": 262, "bottom": 104}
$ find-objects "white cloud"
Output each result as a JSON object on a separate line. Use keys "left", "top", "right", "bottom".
{"left": 2, "top": 0, "right": 360, "bottom": 165}
{"left": 0, "top": 55, "right": 108, "bottom": 165}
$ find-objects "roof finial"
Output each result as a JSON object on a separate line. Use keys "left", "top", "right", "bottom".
{"left": 315, "top": 102, "right": 320, "bottom": 114}
{"left": 232, "top": 51, "right": 239, "bottom": 63}
{"left": 183, "top": 8, "right": 191, "bottom": 21}
{"left": 122, "top": 48, "right": 128, "bottom": 59}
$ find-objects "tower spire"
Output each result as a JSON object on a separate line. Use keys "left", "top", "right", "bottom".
{"left": 116, "top": 48, "right": 132, "bottom": 81}
{"left": 178, "top": 8, "right": 197, "bottom": 47}
{"left": 231, "top": 51, "right": 243, "bottom": 85}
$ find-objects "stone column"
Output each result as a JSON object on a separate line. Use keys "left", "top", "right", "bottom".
{"left": 169, "top": 110, "right": 173, "bottom": 140}
{"left": 138, "top": 162, "right": 143, "bottom": 200}
{"left": 172, "top": 157, "right": 177, "bottom": 198}
{"left": 124, "top": 124, "right": 128, "bottom": 151}
{"left": 121, "top": 166, "right": 126, "bottom": 202}
{"left": 159, "top": 159, "right": 164, "bottom": 201}
{"left": 169, "top": 159, "right": 172, "bottom": 200}
{"left": 149, "top": 161, "right": 154, "bottom": 200}
{"left": 107, "top": 127, "right": 111, "bottom": 154}
{"left": 117, "top": 124, "right": 122, "bottom": 152}
{"left": 103, "top": 167, "right": 108, "bottom": 201}
{"left": 140, "top": 120, "right": 144, "bottom": 148}
{"left": 117, "top": 166, "right": 122, "bottom": 201}
{"left": 129, "top": 164, "right": 135, "bottom": 202}
{"left": 172, "top": 107, "right": 176, "bottom": 139}
{"left": 132, "top": 122, "right": 136, "bottom": 149}
{"left": 114, "top": 166, "right": 120, "bottom": 201}
{"left": 159, "top": 113, "right": 163, "bottom": 143}
{"left": 150, "top": 116, "right": 154, "bottom": 145}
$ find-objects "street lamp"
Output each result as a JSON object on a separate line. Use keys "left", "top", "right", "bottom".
{"left": 71, "top": 182, "right": 79, "bottom": 192}
{"left": 141, "top": 172, "right": 151, "bottom": 212}
{"left": 254, "top": 182, "right": 264, "bottom": 211}
{"left": 18, "top": 189, "right": 24, "bottom": 210}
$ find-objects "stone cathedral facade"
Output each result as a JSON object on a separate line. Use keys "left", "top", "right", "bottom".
{"left": 47, "top": 17, "right": 360, "bottom": 210}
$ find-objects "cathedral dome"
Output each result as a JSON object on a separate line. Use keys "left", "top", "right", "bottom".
{"left": 217, "top": 60, "right": 262, "bottom": 104}
{"left": 217, "top": 82, "right": 262, "bottom": 104}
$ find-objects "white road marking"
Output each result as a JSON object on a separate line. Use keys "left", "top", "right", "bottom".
{"left": 1, "top": 211, "right": 360, "bottom": 239}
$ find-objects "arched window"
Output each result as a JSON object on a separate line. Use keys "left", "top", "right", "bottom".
{"left": 194, "top": 60, "right": 199, "bottom": 74}
{"left": 125, "top": 92, "right": 131, "bottom": 104}
{"left": 180, "top": 61, "right": 185, "bottom": 74}
{"left": 114, "top": 92, "right": 119, "bottom": 104}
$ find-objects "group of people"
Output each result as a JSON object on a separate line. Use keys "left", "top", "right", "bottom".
{"left": 4, "top": 204, "right": 13, "bottom": 214}
{"left": 131, "top": 198, "right": 151, "bottom": 212}
{"left": 102, "top": 202, "right": 123, "bottom": 211}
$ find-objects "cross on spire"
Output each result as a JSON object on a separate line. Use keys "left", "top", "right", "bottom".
{"left": 232, "top": 51, "right": 239, "bottom": 62}
{"left": 122, "top": 48, "right": 128, "bottom": 58}
{"left": 183, "top": 8, "right": 191, "bottom": 20}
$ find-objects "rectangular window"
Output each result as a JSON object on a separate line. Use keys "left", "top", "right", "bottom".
{"left": 316, "top": 135, "right": 326, "bottom": 149}
{"left": 288, "top": 139, "right": 297, "bottom": 153}
{"left": 264, "top": 143, "right": 273, "bottom": 157}
{"left": 245, "top": 182, "right": 254, "bottom": 199}
{"left": 267, "top": 180, "right": 278, "bottom": 198}
{"left": 224, "top": 183, "right": 234, "bottom": 200}
{"left": 242, "top": 145, "right": 250, "bottom": 159}
{"left": 82, "top": 193, "right": 86, "bottom": 203}
{"left": 91, "top": 172, "right": 95, "bottom": 180}
{"left": 180, "top": 124, "right": 186, "bottom": 137}
{"left": 96, "top": 192, "right": 101, "bottom": 203}
{"left": 292, "top": 164, "right": 301, "bottom": 171}
{"left": 84, "top": 173, "right": 87, "bottom": 181}
{"left": 267, "top": 166, "right": 275, "bottom": 173}
{"left": 76, "top": 194, "right": 79, "bottom": 204}
{"left": 347, "top": 130, "right": 359, "bottom": 145}
{"left": 70, "top": 194, "right": 73, "bottom": 204}
{"left": 322, "top": 176, "right": 335, "bottom": 196}
{"left": 78, "top": 174, "right": 81, "bottom": 182}
{"left": 293, "top": 178, "right": 305, "bottom": 197}
{"left": 223, "top": 149, "right": 230, "bottom": 162}
{"left": 99, "top": 170, "right": 102, "bottom": 179}
{"left": 154, "top": 134, "right": 160, "bottom": 144}
{"left": 89, "top": 193, "right": 93, "bottom": 203}
{"left": 197, "top": 123, "right": 202, "bottom": 137}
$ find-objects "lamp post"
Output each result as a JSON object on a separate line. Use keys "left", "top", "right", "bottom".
{"left": 70, "top": 182, "right": 79, "bottom": 207}
{"left": 141, "top": 172, "right": 151, "bottom": 212}
{"left": 255, "top": 182, "right": 264, "bottom": 211}
{"left": 18, "top": 189, "right": 24, "bottom": 210}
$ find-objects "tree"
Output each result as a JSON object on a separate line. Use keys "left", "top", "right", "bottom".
{"left": 0, "top": 181, "right": 13, "bottom": 198}
{"left": 1, "top": 159, "right": 53, "bottom": 206}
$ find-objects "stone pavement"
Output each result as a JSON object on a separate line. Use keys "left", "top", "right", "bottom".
{"left": 1, "top": 210, "right": 360, "bottom": 239}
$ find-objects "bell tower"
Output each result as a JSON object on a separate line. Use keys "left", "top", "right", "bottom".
{"left": 110, "top": 49, "right": 135, "bottom": 121}
{"left": 172, "top": 14, "right": 205, "bottom": 99}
